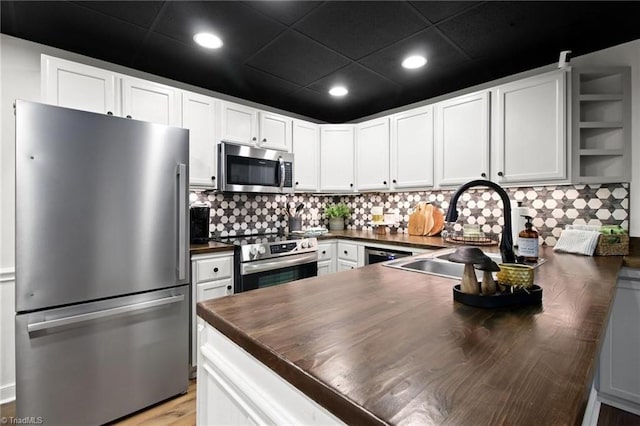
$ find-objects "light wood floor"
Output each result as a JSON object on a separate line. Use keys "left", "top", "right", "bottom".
{"left": 2, "top": 381, "right": 640, "bottom": 425}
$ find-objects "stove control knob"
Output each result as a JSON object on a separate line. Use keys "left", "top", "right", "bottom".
{"left": 258, "top": 246, "right": 266, "bottom": 255}
{"left": 301, "top": 240, "right": 309, "bottom": 249}
{"left": 307, "top": 240, "right": 314, "bottom": 248}
{"left": 250, "top": 246, "right": 258, "bottom": 256}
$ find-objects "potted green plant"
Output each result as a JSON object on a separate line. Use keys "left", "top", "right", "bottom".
{"left": 324, "top": 202, "right": 350, "bottom": 231}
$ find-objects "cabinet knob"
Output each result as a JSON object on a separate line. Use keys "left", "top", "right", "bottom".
{"left": 498, "top": 171, "right": 504, "bottom": 177}
{"left": 107, "top": 111, "right": 113, "bottom": 116}
{"left": 211, "top": 176, "right": 216, "bottom": 181}
{"left": 350, "top": 183, "right": 353, "bottom": 187}
{"left": 481, "top": 172, "right": 486, "bottom": 178}
{"left": 295, "top": 181, "right": 299, "bottom": 185}
{"left": 213, "top": 267, "right": 219, "bottom": 273}
{"left": 383, "top": 181, "right": 387, "bottom": 185}
{"left": 262, "top": 138, "right": 267, "bottom": 142}
{"left": 252, "top": 137, "right": 257, "bottom": 141}
{"left": 344, "top": 250, "right": 348, "bottom": 255}
{"left": 322, "top": 250, "right": 326, "bottom": 254}
{"left": 393, "top": 179, "right": 397, "bottom": 184}
{"left": 227, "top": 285, "right": 232, "bottom": 290}
{"left": 126, "top": 115, "right": 132, "bottom": 119}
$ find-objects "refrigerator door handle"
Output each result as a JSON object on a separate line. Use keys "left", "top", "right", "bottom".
{"left": 177, "top": 163, "right": 188, "bottom": 281}
{"left": 27, "top": 294, "right": 185, "bottom": 333}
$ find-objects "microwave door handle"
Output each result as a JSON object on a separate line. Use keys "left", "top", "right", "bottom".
{"left": 278, "top": 157, "right": 285, "bottom": 190}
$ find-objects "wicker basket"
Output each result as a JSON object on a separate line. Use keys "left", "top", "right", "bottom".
{"left": 496, "top": 264, "right": 534, "bottom": 288}
{"left": 594, "top": 233, "right": 629, "bottom": 256}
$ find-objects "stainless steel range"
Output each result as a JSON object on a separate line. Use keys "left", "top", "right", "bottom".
{"left": 213, "top": 234, "right": 318, "bottom": 293}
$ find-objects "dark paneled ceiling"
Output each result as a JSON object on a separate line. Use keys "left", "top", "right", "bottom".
{"left": 2, "top": 1, "right": 640, "bottom": 123}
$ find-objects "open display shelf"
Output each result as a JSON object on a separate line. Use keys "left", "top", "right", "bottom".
{"left": 572, "top": 67, "right": 631, "bottom": 183}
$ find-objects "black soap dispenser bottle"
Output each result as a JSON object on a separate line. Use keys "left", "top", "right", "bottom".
{"left": 518, "top": 215, "right": 539, "bottom": 262}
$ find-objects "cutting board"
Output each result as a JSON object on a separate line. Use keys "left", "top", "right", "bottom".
{"left": 408, "top": 202, "right": 445, "bottom": 236}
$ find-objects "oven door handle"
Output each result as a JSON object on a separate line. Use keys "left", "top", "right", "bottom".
{"left": 241, "top": 252, "right": 318, "bottom": 275}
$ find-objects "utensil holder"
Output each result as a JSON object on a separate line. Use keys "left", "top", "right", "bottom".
{"left": 288, "top": 216, "right": 301, "bottom": 232}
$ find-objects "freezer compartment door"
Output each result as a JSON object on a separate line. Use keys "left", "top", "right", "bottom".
{"left": 15, "top": 100, "right": 189, "bottom": 312}
{"left": 16, "top": 285, "right": 189, "bottom": 425}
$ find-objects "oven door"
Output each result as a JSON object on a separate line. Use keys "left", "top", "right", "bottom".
{"left": 237, "top": 252, "right": 317, "bottom": 293}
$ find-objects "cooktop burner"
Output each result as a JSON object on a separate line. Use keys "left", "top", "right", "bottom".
{"left": 211, "top": 232, "right": 305, "bottom": 246}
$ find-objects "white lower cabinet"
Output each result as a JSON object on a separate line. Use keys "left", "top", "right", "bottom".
{"left": 337, "top": 242, "right": 359, "bottom": 272}
{"left": 191, "top": 252, "right": 234, "bottom": 370}
{"left": 336, "top": 260, "right": 357, "bottom": 272}
{"left": 197, "top": 322, "right": 343, "bottom": 425}
{"left": 598, "top": 267, "right": 640, "bottom": 414}
{"left": 317, "top": 241, "right": 336, "bottom": 276}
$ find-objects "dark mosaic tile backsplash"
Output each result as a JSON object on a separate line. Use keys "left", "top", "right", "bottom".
{"left": 190, "top": 183, "right": 630, "bottom": 246}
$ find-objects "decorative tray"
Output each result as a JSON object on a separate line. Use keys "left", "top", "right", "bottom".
{"left": 453, "top": 284, "right": 542, "bottom": 308}
{"left": 444, "top": 234, "right": 498, "bottom": 246}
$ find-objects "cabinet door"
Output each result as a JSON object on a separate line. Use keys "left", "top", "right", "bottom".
{"left": 493, "top": 71, "right": 566, "bottom": 183}
{"left": 435, "top": 91, "right": 490, "bottom": 186}
{"left": 41, "top": 55, "right": 118, "bottom": 115}
{"left": 183, "top": 92, "right": 218, "bottom": 188}
{"left": 122, "top": 77, "right": 181, "bottom": 126}
{"left": 599, "top": 270, "right": 640, "bottom": 405}
{"left": 337, "top": 259, "right": 357, "bottom": 272}
{"left": 259, "top": 112, "right": 292, "bottom": 152}
{"left": 197, "top": 279, "right": 233, "bottom": 302}
{"left": 356, "top": 118, "right": 390, "bottom": 191}
{"left": 220, "top": 102, "right": 258, "bottom": 145}
{"left": 292, "top": 120, "right": 319, "bottom": 192}
{"left": 317, "top": 261, "right": 332, "bottom": 276}
{"left": 390, "top": 106, "right": 434, "bottom": 190}
{"left": 320, "top": 125, "right": 355, "bottom": 192}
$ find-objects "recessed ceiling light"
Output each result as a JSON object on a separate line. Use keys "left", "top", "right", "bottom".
{"left": 193, "top": 32, "right": 223, "bottom": 49}
{"left": 329, "top": 86, "right": 348, "bottom": 97}
{"left": 402, "top": 55, "right": 427, "bottom": 69}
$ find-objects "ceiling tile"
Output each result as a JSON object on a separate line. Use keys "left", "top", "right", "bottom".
{"left": 70, "top": 1, "right": 164, "bottom": 29}
{"left": 247, "top": 31, "right": 351, "bottom": 86}
{"left": 242, "top": 1, "right": 323, "bottom": 26}
{"left": 153, "top": 1, "right": 286, "bottom": 63}
{"left": 1, "top": 1, "right": 148, "bottom": 67}
{"left": 409, "top": 1, "right": 480, "bottom": 23}
{"left": 359, "top": 27, "right": 468, "bottom": 86}
{"left": 294, "top": 1, "right": 428, "bottom": 60}
{"left": 307, "top": 63, "right": 400, "bottom": 102}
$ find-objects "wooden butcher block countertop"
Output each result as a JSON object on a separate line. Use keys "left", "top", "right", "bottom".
{"left": 198, "top": 246, "right": 624, "bottom": 425}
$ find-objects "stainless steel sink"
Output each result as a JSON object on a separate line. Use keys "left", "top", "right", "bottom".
{"left": 383, "top": 247, "right": 545, "bottom": 280}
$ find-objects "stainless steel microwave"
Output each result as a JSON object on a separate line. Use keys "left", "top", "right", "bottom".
{"left": 218, "top": 142, "right": 294, "bottom": 193}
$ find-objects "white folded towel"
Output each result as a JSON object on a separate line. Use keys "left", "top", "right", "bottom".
{"left": 554, "top": 229, "right": 600, "bottom": 256}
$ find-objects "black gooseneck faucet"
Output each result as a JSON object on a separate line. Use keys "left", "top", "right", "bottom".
{"left": 445, "top": 179, "right": 516, "bottom": 264}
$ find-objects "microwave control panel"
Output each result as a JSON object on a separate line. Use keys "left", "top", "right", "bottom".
{"left": 284, "top": 162, "right": 293, "bottom": 187}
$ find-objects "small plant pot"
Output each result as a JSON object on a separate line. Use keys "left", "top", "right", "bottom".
{"left": 329, "top": 217, "right": 345, "bottom": 231}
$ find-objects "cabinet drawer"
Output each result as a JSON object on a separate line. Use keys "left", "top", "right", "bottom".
{"left": 317, "top": 243, "right": 334, "bottom": 261}
{"left": 338, "top": 242, "right": 358, "bottom": 262}
{"left": 337, "top": 259, "right": 357, "bottom": 272}
{"left": 195, "top": 256, "right": 232, "bottom": 283}
{"left": 197, "top": 279, "right": 233, "bottom": 302}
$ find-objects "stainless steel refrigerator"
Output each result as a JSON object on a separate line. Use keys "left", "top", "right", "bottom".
{"left": 14, "top": 100, "right": 190, "bottom": 425}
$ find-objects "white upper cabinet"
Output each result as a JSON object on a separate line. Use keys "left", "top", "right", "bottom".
{"left": 356, "top": 117, "right": 390, "bottom": 191}
{"left": 220, "top": 101, "right": 291, "bottom": 151}
{"left": 492, "top": 70, "right": 567, "bottom": 184}
{"left": 41, "top": 55, "right": 181, "bottom": 127}
{"left": 258, "top": 111, "right": 292, "bottom": 151}
{"left": 220, "top": 101, "right": 258, "bottom": 145}
{"left": 390, "top": 105, "right": 434, "bottom": 190}
{"left": 121, "top": 77, "right": 181, "bottom": 126}
{"left": 41, "top": 55, "right": 118, "bottom": 115}
{"left": 182, "top": 91, "right": 219, "bottom": 189}
{"left": 319, "top": 125, "right": 355, "bottom": 192}
{"left": 292, "top": 120, "right": 319, "bottom": 192}
{"left": 435, "top": 91, "right": 490, "bottom": 186}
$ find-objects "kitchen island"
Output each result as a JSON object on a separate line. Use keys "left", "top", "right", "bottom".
{"left": 197, "top": 246, "right": 623, "bottom": 425}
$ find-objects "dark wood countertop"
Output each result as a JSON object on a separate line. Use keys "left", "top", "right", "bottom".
{"left": 316, "top": 229, "right": 457, "bottom": 249}
{"left": 198, "top": 246, "right": 624, "bottom": 425}
{"left": 623, "top": 237, "right": 640, "bottom": 268}
{"left": 189, "top": 241, "right": 234, "bottom": 255}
